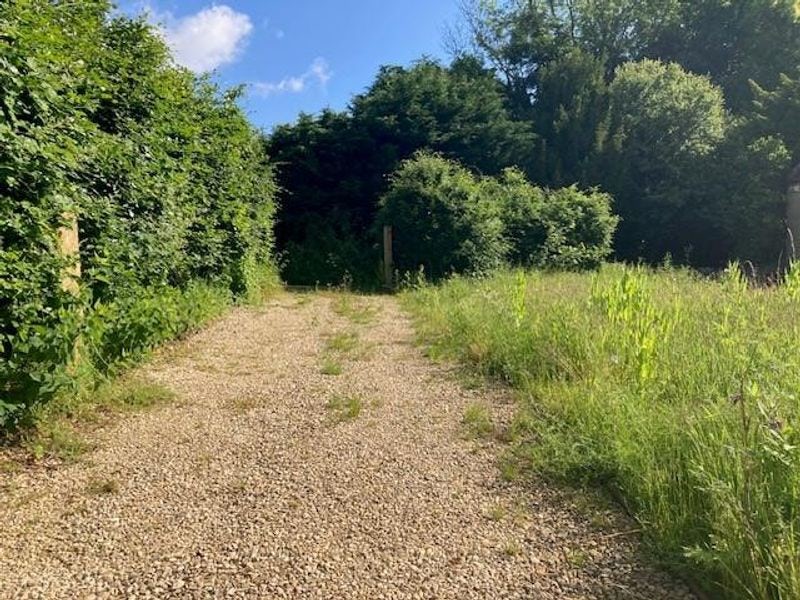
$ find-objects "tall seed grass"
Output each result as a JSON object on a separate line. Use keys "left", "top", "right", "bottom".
{"left": 403, "top": 264, "right": 800, "bottom": 599}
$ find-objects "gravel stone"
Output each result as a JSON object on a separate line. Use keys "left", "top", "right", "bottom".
{"left": 0, "top": 294, "right": 696, "bottom": 599}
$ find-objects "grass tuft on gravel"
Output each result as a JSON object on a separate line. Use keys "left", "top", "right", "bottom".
{"left": 325, "top": 331, "right": 360, "bottom": 354}
{"left": 462, "top": 402, "right": 495, "bottom": 440}
{"left": 326, "top": 393, "right": 363, "bottom": 424}
{"left": 320, "top": 359, "right": 343, "bottom": 376}
{"left": 331, "top": 294, "right": 379, "bottom": 325}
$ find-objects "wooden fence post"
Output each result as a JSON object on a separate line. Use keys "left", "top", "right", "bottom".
{"left": 383, "top": 225, "right": 393, "bottom": 289}
{"left": 59, "top": 212, "right": 81, "bottom": 295}
{"left": 59, "top": 213, "right": 82, "bottom": 366}
{"left": 787, "top": 164, "right": 800, "bottom": 263}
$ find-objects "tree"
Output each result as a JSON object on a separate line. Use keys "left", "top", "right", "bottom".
{"left": 696, "top": 131, "right": 791, "bottom": 265}
{"left": 575, "top": 0, "right": 680, "bottom": 70}
{"left": 531, "top": 48, "right": 608, "bottom": 186}
{"left": 457, "top": 0, "right": 570, "bottom": 116}
{"left": 351, "top": 57, "right": 534, "bottom": 175}
{"left": 751, "top": 71, "right": 800, "bottom": 163}
{"left": 266, "top": 110, "right": 387, "bottom": 286}
{"left": 651, "top": 0, "right": 800, "bottom": 112}
{"left": 459, "top": 0, "right": 800, "bottom": 114}
{"left": 600, "top": 60, "right": 727, "bottom": 262}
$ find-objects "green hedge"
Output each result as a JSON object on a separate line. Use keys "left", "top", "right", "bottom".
{"left": 0, "top": 1, "right": 277, "bottom": 427}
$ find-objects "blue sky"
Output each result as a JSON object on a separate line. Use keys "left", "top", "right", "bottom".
{"left": 121, "top": 1, "right": 462, "bottom": 131}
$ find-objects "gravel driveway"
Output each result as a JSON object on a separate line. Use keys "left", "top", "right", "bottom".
{"left": 0, "top": 294, "right": 694, "bottom": 599}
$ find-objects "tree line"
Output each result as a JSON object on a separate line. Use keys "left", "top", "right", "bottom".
{"left": 3, "top": 0, "right": 800, "bottom": 423}
{"left": 268, "top": 0, "right": 800, "bottom": 285}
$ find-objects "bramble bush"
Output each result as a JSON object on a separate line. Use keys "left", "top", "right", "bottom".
{"left": 0, "top": 0, "right": 277, "bottom": 428}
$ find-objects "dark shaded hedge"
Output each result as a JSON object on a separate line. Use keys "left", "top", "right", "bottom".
{"left": 267, "top": 57, "right": 534, "bottom": 287}
{"left": 0, "top": 1, "right": 277, "bottom": 425}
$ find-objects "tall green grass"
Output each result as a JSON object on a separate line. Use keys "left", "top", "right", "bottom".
{"left": 403, "top": 265, "right": 800, "bottom": 599}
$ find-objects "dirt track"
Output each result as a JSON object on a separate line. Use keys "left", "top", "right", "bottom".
{"left": 0, "top": 294, "right": 694, "bottom": 599}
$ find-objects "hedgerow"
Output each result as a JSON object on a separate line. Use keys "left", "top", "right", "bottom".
{"left": 0, "top": 1, "right": 277, "bottom": 427}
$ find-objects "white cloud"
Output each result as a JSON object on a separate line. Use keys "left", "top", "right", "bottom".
{"left": 309, "top": 57, "right": 332, "bottom": 86}
{"left": 253, "top": 58, "right": 332, "bottom": 97}
{"left": 256, "top": 76, "right": 306, "bottom": 95}
{"left": 154, "top": 5, "right": 254, "bottom": 73}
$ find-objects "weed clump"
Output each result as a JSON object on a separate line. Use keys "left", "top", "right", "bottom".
{"left": 326, "top": 394, "right": 363, "bottom": 424}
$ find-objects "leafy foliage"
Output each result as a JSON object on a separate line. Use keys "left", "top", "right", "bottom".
{"left": 455, "top": 0, "right": 800, "bottom": 268}
{"left": 492, "top": 169, "right": 617, "bottom": 269}
{"left": 377, "top": 153, "right": 507, "bottom": 280}
{"left": 650, "top": 0, "right": 800, "bottom": 112}
{"left": 273, "top": 0, "right": 800, "bottom": 273}
{"left": 0, "top": 1, "right": 276, "bottom": 426}
{"left": 531, "top": 49, "right": 608, "bottom": 187}
{"left": 752, "top": 71, "right": 800, "bottom": 163}
{"left": 378, "top": 154, "right": 616, "bottom": 279}
{"left": 463, "top": 0, "right": 800, "bottom": 112}
{"left": 267, "top": 110, "right": 382, "bottom": 287}
{"left": 351, "top": 57, "right": 534, "bottom": 176}
{"left": 267, "top": 58, "right": 533, "bottom": 286}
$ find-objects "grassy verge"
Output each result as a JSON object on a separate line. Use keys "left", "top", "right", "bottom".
{"left": 3, "top": 266, "right": 282, "bottom": 461}
{"left": 19, "top": 376, "right": 177, "bottom": 462}
{"left": 402, "top": 265, "right": 800, "bottom": 600}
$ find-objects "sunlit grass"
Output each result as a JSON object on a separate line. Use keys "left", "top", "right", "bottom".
{"left": 21, "top": 376, "right": 175, "bottom": 462}
{"left": 326, "top": 393, "right": 363, "bottom": 424}
{"left": 331, "top": 293, "right": 379, "bottom": 324}
{"left": 404, "top": 264, "right": 800, "bottom": 600}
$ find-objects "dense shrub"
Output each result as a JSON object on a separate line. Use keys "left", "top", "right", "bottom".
{"left": 0, "top": 1, "right": 277, "bottom": 427}
{"left": 489, "top": 169, "right": 617, "bottom": 269}
{"left": 376, "top": 153, "right": 507, "bottom": 281}
{"left": 377, "top": 155, "right": 617, "bottom": 280}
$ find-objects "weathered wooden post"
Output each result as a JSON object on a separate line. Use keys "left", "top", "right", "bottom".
{"left": 59, "top": 212, "right": 81, "bottom": 295}
{"left": 788, "top": 164, "right": 800, "bottom": 261}
{"left": 59, "top": 213, "right": 82, "bottom": 365}
{"left": 383, "top": 225, "right": 393, "bottom": 289}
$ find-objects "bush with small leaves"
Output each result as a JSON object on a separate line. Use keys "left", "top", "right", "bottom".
{"left": 377, "top": 152, "right": 508, "bottom": 281}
